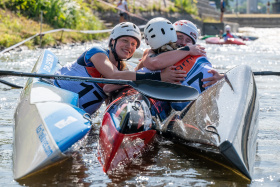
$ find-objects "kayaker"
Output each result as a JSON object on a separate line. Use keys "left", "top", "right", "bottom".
{"left": 117, "top": 0, "right": 128, "bottom": 23}
{"left": 222, "top": 25, "right": 237, "bottom": 40}
{"left": 102, "top": 22, "right": 207, "bottom": 94}
{"left": 53, "top": 22, "right": 191, "bottom": 115}
{"left": 135, "top": 17, "right": 224, "bottom": 110}
{"left": 136, "top": 18, "right": 223, "bottom": 90}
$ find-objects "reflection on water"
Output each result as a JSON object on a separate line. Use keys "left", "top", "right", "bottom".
{"left": 0, "top": 28, "right": 280, "bottom": 186}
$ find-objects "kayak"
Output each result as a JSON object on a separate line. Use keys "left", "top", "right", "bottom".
{"left": 98, "top": 64, "right": 258, "bottom": 180}
{"left": 206, "top": 37, "right": 246, "bottom": 45}
{"left": 13, "top": 50, "right": 92, "bottom": 179}
{"left": 98, "top": 88, "right": 161, "bottom": 173}
{"left": 158, "top": 65, "right": 259, "bottom": 180}
{"left": 236, "top": 33, "right": 259, "bottom": 41}
{"left": 199, "top": 35, "right": 217, "bottom": 40}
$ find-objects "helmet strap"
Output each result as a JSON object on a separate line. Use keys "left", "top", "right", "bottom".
{"left": 111, "top": 39, "right": 121, "bottom": 70}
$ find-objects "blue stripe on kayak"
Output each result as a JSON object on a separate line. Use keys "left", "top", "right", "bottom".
{"left": 44, "top": 106, "right": 91, "bottom": 153}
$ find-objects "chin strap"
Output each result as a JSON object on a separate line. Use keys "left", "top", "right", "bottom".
{"left": 111, "top": 39, "right": 121, "bottom": 70}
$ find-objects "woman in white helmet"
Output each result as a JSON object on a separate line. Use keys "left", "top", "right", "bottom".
{"left": 137, "top": 18, "right": 223, "bottom": 90}
{"left": 173, "top": 20, "right": 199, "bottom": 46}
{"left": 54, "top": 22, "right": 186, "bottom": 115}
{"left": 136, "top": 18, "right": 223, "bottom": 111}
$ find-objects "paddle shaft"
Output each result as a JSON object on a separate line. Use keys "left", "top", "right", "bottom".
{"left": 0, "top": 70, "right": 199, "bottom": 102}
{"left": 0, "top": 70, "right": 131, "bottom": 85}
{"left": 0, "top": 79, "right": 23, "bottom": 88}
{"left": 253, "top": 71, "right": 280, "bottom": 76}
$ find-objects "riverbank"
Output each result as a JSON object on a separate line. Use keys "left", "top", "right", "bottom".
{"left": 0, "top": 0, "right": 219, "bottom": 52}
{"left": 0, "top": 8, "right": 108, "bottom": 51}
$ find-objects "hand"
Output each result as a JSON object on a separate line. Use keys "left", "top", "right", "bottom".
{"left": 188, "top": 44, "right": 206, "bottom": 56}
{"left": 160, "top": 66, "right": 186, "bottom": 84}
{"left": 202, "top": 69, "right": 224, "bottom": 88}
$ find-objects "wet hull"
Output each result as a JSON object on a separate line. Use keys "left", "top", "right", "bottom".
{"left": 158, "top": 65, "right": 259, "bottom": 180}
{"left": 98, "top": 89, "right": 157, "bottom": 173}
{"left": 13, "top": 50, "right": 92, "bottom": 179}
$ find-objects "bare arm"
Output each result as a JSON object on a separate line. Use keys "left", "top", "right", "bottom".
{"left": 90, "top": 53, "right": 137, "bottom": 80}
{"left": 135, "top": 49, "right": 149, "bottom": 71}
{"left": 201, "top": 69, "right": 224, "bottom": 88}
{"left": 142, "top": 44, "right": 206, "bottom": 71}
{"left": 91, "top": 52, "right": 186, "bottom": 84}
{"left": 103, "top": 84, "right": 126, "bottom": 94}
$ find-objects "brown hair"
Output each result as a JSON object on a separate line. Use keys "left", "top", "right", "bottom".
{"left": 153, "top": 42, "right": 178, "bottom": 54}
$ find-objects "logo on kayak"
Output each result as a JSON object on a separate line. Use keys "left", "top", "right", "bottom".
{"left": 36, "top": 124, "right": 53, "bottom": 156}
{"left": 43, "top": 53, "right": 54, "bottom": 73}
{"left": 55, "top": 116, "right": 78, "bottom": 129}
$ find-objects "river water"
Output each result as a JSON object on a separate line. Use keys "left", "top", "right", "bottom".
{"left": 0, "top": 28, "right": 280, "bottom": 186}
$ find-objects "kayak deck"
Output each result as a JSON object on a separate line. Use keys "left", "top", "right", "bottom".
{"left": 13, "top": 50, "right": 92, "bottom": 179}
{"left": 157, "top": 65, "right": 258, "bottom": 180}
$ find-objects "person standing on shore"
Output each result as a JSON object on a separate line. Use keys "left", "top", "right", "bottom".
{"left": 117, "top": 0, "right": 129, "bottom": 23}
{"left": 220, "top": 0, "right": 225, "bottom": 22}
{"left": 267, "top": 1, "right": 270, "bottom": 14}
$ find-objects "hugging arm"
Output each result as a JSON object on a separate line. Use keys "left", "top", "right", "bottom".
{"left": 202, "top": 69, "right": 224, "bottom": 88}
{"left": 142, "top": 44, "right": 206, "bottom": 71}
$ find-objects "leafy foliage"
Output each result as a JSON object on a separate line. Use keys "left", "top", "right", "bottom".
{"left": 0, "top": 0, "right": 109, "bottom": 48}
{"left": 0, "top": 0, "right": 105, "bottom": 30}
{"left": 174, "top": 0, "right": 198, "bottom": 15}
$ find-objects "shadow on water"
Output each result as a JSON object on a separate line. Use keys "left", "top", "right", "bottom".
{"left": 169, "top": 143, "right": 251, "bottom": 185}
{"left": 16, "top": 154, "right": 90, "bottom": 187}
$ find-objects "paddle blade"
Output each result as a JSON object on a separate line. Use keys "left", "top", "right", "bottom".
{"left": 130, "top": 80, "right": 199, "bottom": 102}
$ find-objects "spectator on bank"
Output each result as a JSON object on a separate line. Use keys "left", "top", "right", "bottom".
{"left": 220, "top": 0, "right": 225, "bottom": 22}
{"left": 267, "top": 1, "right": 270, "bottom": 14}
{"left": 117, "top": 0, "right": 128, "bottom": 23}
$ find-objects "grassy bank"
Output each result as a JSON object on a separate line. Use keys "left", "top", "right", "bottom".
{"left": 0, "top": 6, "right": 108, "bottom": 50}
{"left": 0, "top": 0, "right": 200, "bottom": 51}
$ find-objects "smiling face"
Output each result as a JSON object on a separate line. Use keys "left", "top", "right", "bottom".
{"left": 112, "top": 36, "right": 138, "bottom": 60}
{"left": 176, "top": 32, "right": 194, "bottom": 47}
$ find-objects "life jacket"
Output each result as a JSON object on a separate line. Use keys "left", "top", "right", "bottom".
{"left": 54, "top": 46, "right": 109, "bottom": 114}
{"left": 171, "top": 55, "right": 213, "bottom": 111}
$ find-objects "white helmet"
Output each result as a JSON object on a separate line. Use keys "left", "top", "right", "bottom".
{"left": 225, "top": 25, "right": 231, "bottom": 31}
{"left": 173, "top": 20, "right": 199, "bottom": 44}
{"left": 109, "top": 22, "right": 141, "bottom": 48}
{"left": 144, "top": 17, "right": 177, "bottom": 50}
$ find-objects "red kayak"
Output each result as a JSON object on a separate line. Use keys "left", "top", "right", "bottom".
{"left": 98, "top": 88, "right": 170, "bottom": 173}
{"left": 206, "top": 37, "right": 246, "bottom": 45}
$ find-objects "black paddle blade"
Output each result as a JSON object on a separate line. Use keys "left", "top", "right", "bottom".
{"left": 130, "top": 80, "right": 199, "bottom": 102}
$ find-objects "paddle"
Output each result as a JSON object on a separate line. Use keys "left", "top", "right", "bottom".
{"left": 0, "top": 70, "right": 199, "bottom": 102}
{"left": 253, "top": 71, "right": 280, "bottom": 76}
{"left": 0, "top": 79, "right": 23, "bottom": 89}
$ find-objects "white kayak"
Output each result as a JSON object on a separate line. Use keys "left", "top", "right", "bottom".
{"left": 158, "top": 65, "right": 259, "bottom": 180}
{"left": 13, "top": 50, "right": 92, "bottom": 179}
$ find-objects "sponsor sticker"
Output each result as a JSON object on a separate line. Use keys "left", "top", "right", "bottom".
{"left": 43, "top": 54, "right": 54, "bottom": 73}
{"left": 36, "top": 124, "right": 53, "bottom": 156}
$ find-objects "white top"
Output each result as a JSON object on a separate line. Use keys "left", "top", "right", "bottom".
{"left": 117, "top": 1, "right": 127, "bottom": 12}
